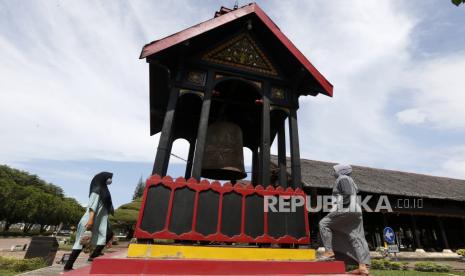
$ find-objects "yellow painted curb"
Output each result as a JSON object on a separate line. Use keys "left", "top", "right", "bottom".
{"left": 127, "top": 243, "right": 150, "bottom": 257}
{"left": 128, "top": 244, "right": 315, "bottom": 261}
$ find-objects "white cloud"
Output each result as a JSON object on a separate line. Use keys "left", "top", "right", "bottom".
{"left": 265, "top": 1, "right": 465, "bottom": 178}
{"left": 438, "top": 159, "right": 465, "bottom": 179}
{"left": 0, "top": 1, "right": 205, "bottom": 163}
{"left": 266, "top": 0, "right": 419, "bottom": 167}
{"left": 396, "top": 108, "right": 427, "bottom": 124}
{"left": 1, "top": 0, "right": 464, "bottom": 182}
{"left": 428, "top": 146, "right": 465, "bottom": 179}
{"left": 398, "top": 53, "right": 465, "bottom": 129}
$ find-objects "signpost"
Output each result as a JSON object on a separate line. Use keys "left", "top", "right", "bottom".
{"left": 383, "top": 227, "right": 399, "bottom": 260}
{"left": 388, "top": 244, "right": 400, "bottom": 254}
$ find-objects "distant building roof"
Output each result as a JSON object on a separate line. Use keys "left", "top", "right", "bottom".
{"left": 271, "top": 156, "right": 465, "bottom": 201}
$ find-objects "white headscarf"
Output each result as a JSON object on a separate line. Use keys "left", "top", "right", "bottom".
{"left": 333, "top": 164, "right": 352, "bottom": 176}
{"left": 332, "top": 164, "right": 360, "bottom": 212}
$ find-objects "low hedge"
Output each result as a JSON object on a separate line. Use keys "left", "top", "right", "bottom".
{"left": 69, "top": 231, "right": 76, "bottom": 244}
{"left": 456, "top": 249, "right": 465, "bottom": 257}
{"left": 0, "top": 256, "right": 47, "bottom": 272}
{"left": 414, "top": 262, "right": 451, "bottom": 272}
{"left": 370, "top": 259, "right": 409, "bottom": 270}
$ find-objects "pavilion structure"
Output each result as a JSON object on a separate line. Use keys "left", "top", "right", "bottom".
{"left": 69, "top": 3, "right": 348, "bottom": 275}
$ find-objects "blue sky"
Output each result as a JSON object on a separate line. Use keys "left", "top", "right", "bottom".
{"left": 1, "top": 1, "right": 465, "bottom": 208}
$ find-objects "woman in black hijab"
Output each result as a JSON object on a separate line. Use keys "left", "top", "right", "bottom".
{"left": 64, "top": 172, "right": 114, "bottom": 271}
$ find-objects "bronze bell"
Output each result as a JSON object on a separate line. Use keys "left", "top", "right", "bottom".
{"left": 201, "top": 121, "right": 247, "bottom": 180}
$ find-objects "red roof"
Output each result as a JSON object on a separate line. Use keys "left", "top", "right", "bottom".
{"left": 140, "top": 3, "right": 333, "bottom": 97}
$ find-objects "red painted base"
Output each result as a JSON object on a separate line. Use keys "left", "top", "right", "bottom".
{"left": 66, "top": 257, "right": 346, "bottom": 275}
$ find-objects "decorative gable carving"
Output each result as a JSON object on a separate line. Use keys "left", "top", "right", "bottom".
{"left": 203, "top": 33, "right": 278, "bottom": 76}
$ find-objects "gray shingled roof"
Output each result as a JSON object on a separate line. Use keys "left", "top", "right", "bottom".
{"left": 270, "top": 156, "right": 465, "bottom": 201}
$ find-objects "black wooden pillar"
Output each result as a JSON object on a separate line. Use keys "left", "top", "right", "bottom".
{"left": 382, "top": 213, "right": 388, "bottom": 228}
{"left": 288, "top": 108, "right": 301, "bottom": 188}
{"left": 251, "top": 148, "right": 259, "bottom": 185}
{"left": 437, "top": 217, "right": 450, "bottom": 250}
{"left": 309, "top": 187, "right": 318, "bottom": 208}
{"left": 259, "top": 95, "right": 271, "bottom": 186}
{"left": 277, "top": 118, "right": 287, "bottom": 188}
{"left": 184, "top": 139, "right": 196, "bottom": 179}
{"left": 462, "top": 219, "right": 465, "bottom": 241}
{"left": 410, "top": 215, "right": 422, "bottom": 250}
{"left": 152, "top": 87, "right": 180, "bottom": 175}
{"left": 161, "top": 131, "right": 175, "bottom": 176}
{"left": 191, "top": 73, "right": 214, "bottom": 180}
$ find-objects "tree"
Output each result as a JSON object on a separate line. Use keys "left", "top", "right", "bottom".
{"left": 110, "top": 198, "right": 141, "bottom": 239}
{"left": 0, "top": 165, "right": 84, "bottom": 232}
{"left": 452, "top": 0, "right": 465, "bottom": 6}
{"left": 60, "top": 198, "right": 85, "bottom": 225}
{"left": 0, "top": 180, "right": 31, "bottom": 231}
{"left": 132, "top": 176, "right": 145, "bottom": 200}
{"left": 0, "top": 178, "right": 15, "bottom": 222}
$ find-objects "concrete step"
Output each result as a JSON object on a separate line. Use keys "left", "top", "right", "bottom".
{"left": 65, "top": 257, "right": 347, "bottom": 275}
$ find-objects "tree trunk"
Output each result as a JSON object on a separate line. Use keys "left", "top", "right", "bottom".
{"left": 23, "top": 223, "right": 33, "bottom": 233}
{"left": 4, "top": 222, "right": 11, "bottom": 232}
{"left": 127, "top": 226, "right": 134, "bottom": 240}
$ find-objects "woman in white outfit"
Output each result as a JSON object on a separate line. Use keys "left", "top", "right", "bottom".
{"left": 318, "top": 164, "right": 371, "bottom": 275}
{"left": 64, "top": 171, "right": 114, "bottom": 271}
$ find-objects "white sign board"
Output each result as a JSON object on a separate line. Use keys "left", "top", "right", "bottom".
{"left": 388, "top": 244, "right": 399, "bottom": 253}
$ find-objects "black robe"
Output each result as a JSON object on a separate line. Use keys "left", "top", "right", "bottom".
{"left": 89, "top": 171, "right": 114, "bottom": 215}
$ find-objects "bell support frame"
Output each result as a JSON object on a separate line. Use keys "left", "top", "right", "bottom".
{"left": 134, "top": 174, "right": 310, "bottom": 244}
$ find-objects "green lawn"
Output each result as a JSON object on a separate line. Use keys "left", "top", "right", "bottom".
{"left": 372, "top": 270, "right": 465, "bottom": 276}
{"left": 58, "top": 243, "right": 73, "bottom": 251}
{"left": 0, "top": 269, "right": 16, "bottom": 276}
{"left": 0, "top": 256, "right": 47, "bottom": 275}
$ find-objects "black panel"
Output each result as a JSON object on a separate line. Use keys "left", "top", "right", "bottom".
{"left": 24, "top": 237, "right": 58, "bottom": 266}
{"left": 140, "top": 185, "right": 171, "bottom": 233}
{"left": 169, "top": 187, "right": 196, "bottom": 235}
{"left": 245, "top": 194, "right": 264, "bottom": 237}
{"left": 221, "top": 192, "right": 242, "bottom": 237}
{"left": 267, "top": 196, "right": 286, "bottom": 238}
{"left": 286, "top": 204, "right": 307, "bottom": 238}
{"left": 196, "top": 190, "right": 220, "bottom": 235}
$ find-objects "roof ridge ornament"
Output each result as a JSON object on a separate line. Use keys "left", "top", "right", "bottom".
{"left": 203, "top": 32, "right": 278, "bottom": 76}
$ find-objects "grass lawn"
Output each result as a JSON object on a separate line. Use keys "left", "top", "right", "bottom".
{"left": 372, "top": 270, "right": 465, "bottom": 275}
{"left": 0, "top": 256, "right": 47, "bottom": 275}
{"left": 58, "top": 243, "right": 73, "bottom": 251}
{"left": 0, "top": 269, "right": 17, "bottom": 276}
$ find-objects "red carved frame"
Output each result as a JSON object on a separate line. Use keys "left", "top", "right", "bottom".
{"left": 134, "top": 175, "right": 310, "bottom": 244}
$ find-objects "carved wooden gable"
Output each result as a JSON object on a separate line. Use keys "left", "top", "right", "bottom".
{"left": 203, "top": 33, "right": 278, "bottom": 76}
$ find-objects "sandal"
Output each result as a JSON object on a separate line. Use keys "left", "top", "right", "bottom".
{"left": 315, "top": 254, "right": 335, "bottom": 261}
{"left": 347, "top": 268, "right": 370, "bottom": 275}
{"left": 360, "top": 269, "right": 370, "bottom": 276}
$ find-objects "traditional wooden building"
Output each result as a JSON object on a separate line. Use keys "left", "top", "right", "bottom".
{"left": 271, "top": 156, "right": 465, "bottom": 252}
